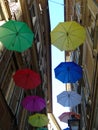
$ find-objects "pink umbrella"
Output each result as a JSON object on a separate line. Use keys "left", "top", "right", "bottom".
{"left": 59, "top": 112, "right": 80, "bottom": 123}
{"left": 21, "top": 96, "right": 46, "bottom": 112}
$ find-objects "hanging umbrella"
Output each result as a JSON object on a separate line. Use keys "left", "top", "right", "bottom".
{"left": 63, "top": 128, "right": 70, "bottom": 130}
{"left": 37, "top": 128, "right": 48, "bottom": 130}
{"left": 0, "top": 20, "right": 34, "bottom": 52}
{"left": 51, "top": 21, "right": 86, "bottom": 51}
{"left": 57, "top": 91, "right": 81, "bottom": 107}
{"left": 13, "top": 69, "right": 41, "bottom": 89}
{"left": 21, "top": 95, "right": 46, "bottom": 112}
{"left": 54, "top": 61, "right": 83, "bottom": 83}
{"left": 59, "top": 112, "right": 80, "bottom": 123}
{"left": 28, "top": 113, "right": 49, "bottom": 127}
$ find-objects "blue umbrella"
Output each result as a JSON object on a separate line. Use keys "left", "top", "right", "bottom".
{"left": 63, "top": 127, "right": 70, "bottom": 130}
{"left": 57, "top": 91, "right": 81, "bottom": 107}
{"left": 54, "top": 61, "right": 83, "bottom": 83}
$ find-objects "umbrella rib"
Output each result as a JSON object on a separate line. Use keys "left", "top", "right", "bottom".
{"left": 59, "top": 24, "right": 75, "bottom": 50}
{"left": 61, "top": 23, "right": 85, "bottom": 47}
{"left": 0, "top": 26, "right": 15, "bottom": 33}
{"left": 69, "top": 33, "right": 85, "bottom": 40}
{"left": 20, "top": 34, "right": 33, "bottom": 44}
{"left": 70, "top": 92, "right": 81, "bottom": 105}
{"left": 70, "top": 27, "right": 84, "bottom": 32}
{"left": 0, "top": 21, "right": 34, "bottom": 52}
{"left": 13, "top": 21, "right": 33, "bottom": 44}
{"left": 51, "top": 21, "right": 86, "bottom": 51}
{"left": 60, "top": 24, "right": 68, "bottom": 34}
{"left": 57, "top": 91, "right": 81, "bottom": 107}
{"left": 0, "top": 26, "right": 15, "bottom": 40}
{"left": 65, "top": 21, "right": 85, "bottom": 34}
{"left": 52, "top": 32, "right": 66, "bottom": 41}
{"left": 0, "top": 33, "right": 15, "bottom": 39}
{"left": 7, "top": 35, "right": 19, "bottom": 49}
{"left": 66, "top": 34, "right": 76, "bottom": 50}
{"left": 12, "top": 20, "right": 25, "bottom": 34}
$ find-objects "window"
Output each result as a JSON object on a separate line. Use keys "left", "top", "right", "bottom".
{"left": 0, "top": 4, "right": 5, "bottom": 20}
{"left": 8, "top": 0, "right": 21, "bottom": 20}
{"left": 86, "top": 9, "right": 95, "bottom": 42}
{"left": 29, "top": 3, "right": 37, "bottom": 26}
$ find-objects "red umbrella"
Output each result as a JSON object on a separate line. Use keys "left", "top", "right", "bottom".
{"left": 59, "top": 112, "right": 80, "bottom": 123}
{"left": 21, "top": 95, "right": 46, "bottom": 112}
{"left": 13, "top": 69, "right": 41, "bottom": 89}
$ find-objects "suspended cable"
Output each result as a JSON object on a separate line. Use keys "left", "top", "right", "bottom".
{"left": 48, "top": 0, "right": 84, "bottom": 8}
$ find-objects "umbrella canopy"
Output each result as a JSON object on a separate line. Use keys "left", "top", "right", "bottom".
{"left": 54, "top": 61, "right": 83, "bottom": 83}
{"left": 57, "top": 91, "right": 81, "bottom": 107}
{"left": 13, "top": 69, "right": 41, "bottom": 89}
{"left": 21, "top": 95, "right": 46, "bottom": 112}
{"left": 63, "top": 128, "right": 70, "bottom": 130}
{"left": 59, "top": 112, "right": 80, "bottom": 123}
{"left": 51, "top": 21, "right": 86, "bottom": 51}
{"left": 0, "top": 20, "right": 34, "bottom": 52}
{"left": 28, "top": 113, "right": 49, "bottom": 127}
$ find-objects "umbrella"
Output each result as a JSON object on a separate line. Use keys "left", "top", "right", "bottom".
{"left": 59, "top": 112, "right": 80, "bottom": 123}
{"left": 21, "top": 95, "right": 46, "bottom": 112}
{"left": 54, "top": 61, "right": 83, "bottom": 83}
{"left": 13, "top": 69, "right": 41, "bottom": 89}
{"left": 57, "top": 91, "right": 81, "bottom": 107}
{"left": 37, "top": 128, "right": 48, "bottom": 130}
{"left": 63, "top": 128, "right": 70, "bottom": 130}
{"left": 51, "top": 21, "right": 86, "bottom": 51}
{"left": 28, "top": 113, "right": 49, "bottom": 127}
{"left": 0, "top": 20, "right": 34, "bottom": 52}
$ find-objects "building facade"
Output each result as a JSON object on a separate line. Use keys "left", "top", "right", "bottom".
{"left": 1, "top": 0, "right": 98, "bottom": 130}
{"left": 0, "top": 0, "right": 52, "bottom": 130}
{"left": 64, "top": 0, "right": 98, "bottom": 130}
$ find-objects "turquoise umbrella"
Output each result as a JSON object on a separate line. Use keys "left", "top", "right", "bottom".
{"left": 0, "top": 20, "right": 34, "bottom": 52}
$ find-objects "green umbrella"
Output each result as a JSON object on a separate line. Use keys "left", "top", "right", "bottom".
{"left": 0, "top": 20, "right": 34, "bottom": 52}
{"left": 51, "top": 21, "right": 86, "bottom": 51}
{"left": 28, "top": 113, "right": 49, "bottom": 127}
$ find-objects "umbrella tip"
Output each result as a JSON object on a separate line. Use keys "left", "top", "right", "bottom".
{"left": 66, "top": 32, "right": 69, "bottom": 36}
{"left": 16, "top": 32, "right": 19, "bottom": 36}
{"left": 68, "top": 93, "right": 70, "bottom": 97}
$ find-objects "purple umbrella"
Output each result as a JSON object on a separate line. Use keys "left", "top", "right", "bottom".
{"left": 21, "top": 95, "right": 46, "bottom": 112}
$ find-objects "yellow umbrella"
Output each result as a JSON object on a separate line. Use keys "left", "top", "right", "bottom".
{"left": 51, "top": 21, "right": 86, "bottom": 51}
{"left": 28, "top": 113, "right": 49, "bottom": 127}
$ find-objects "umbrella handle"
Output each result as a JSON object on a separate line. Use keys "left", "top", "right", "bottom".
{"left": 65, "top": 84, "right": 67, "bottom": 91}
{"left": 65, "top": 83, "right": 71, "bottom": 91}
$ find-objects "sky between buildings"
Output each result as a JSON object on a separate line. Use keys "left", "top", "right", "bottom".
{"left": 48, "top": 0, "right": 70, "bottom": 129}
